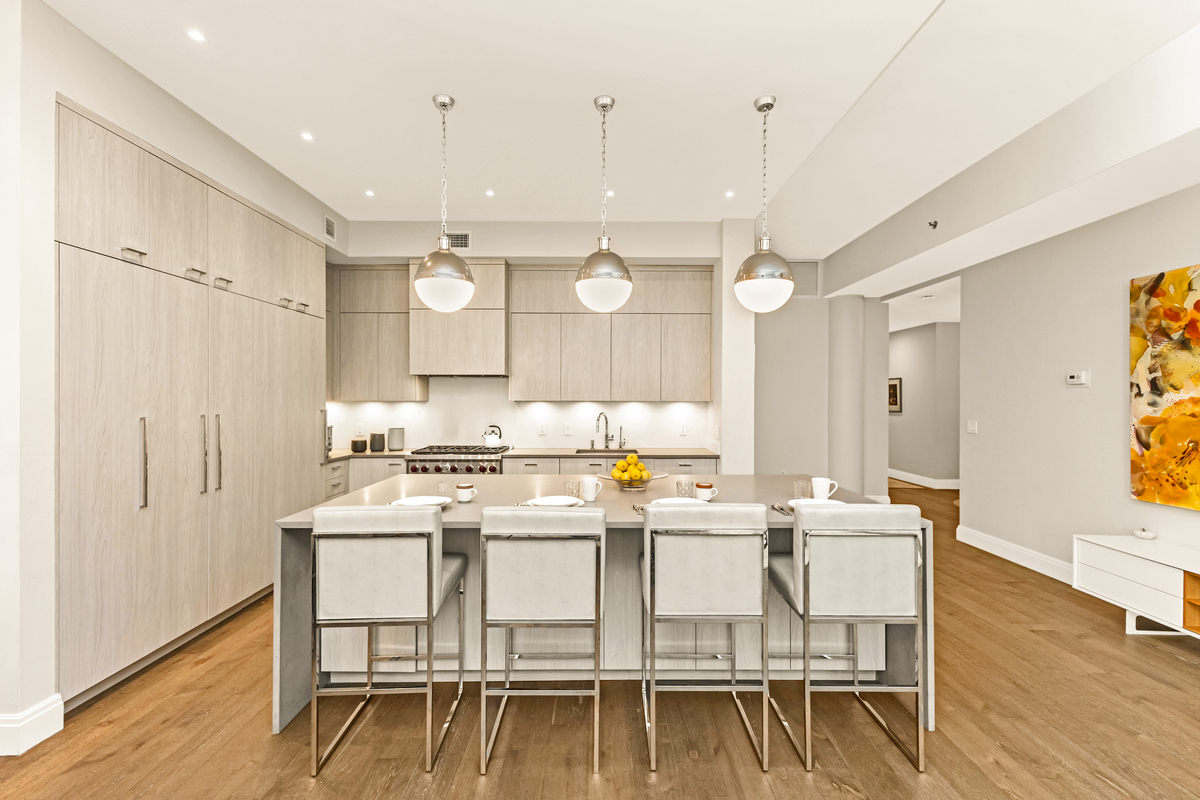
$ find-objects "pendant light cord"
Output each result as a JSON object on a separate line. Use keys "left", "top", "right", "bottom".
{"left": 761, "top": 108, "right": 769, "bottom": 239}
{"left": 600, "top": 106, "right": 608, "bottom": 237}
{"left": 440, "top": 107, "right": 448, "bottom": 236}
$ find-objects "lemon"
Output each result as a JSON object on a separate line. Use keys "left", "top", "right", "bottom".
{"left": 621, "top": 471, "right": 632, "bottom": 481}
{"left": 627, "top": 453, "right": 639, "bottom": 465}
{"left": 642, "top": 469, "right": 652, "bottom": 479}
{"left": 615, "top": 460, "right": 628, "bottom": 472}
{"left": 610, "top": 468, "right": 623, "bottom": 480}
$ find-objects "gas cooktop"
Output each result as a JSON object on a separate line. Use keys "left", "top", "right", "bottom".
{"left": 410, "top": 445, "right": 511, "bottom": 456}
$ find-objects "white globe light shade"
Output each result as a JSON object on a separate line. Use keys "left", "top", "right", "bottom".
{"left": 414, "top": 239, "right": 475, "bottom": 312}
{"left": 575, "top": 238, "right": 633, "bottom": 312}
{"left": 734, "top": 240, "right": 794, "bottom": 313}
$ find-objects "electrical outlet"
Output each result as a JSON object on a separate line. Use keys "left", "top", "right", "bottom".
{"left": 356, "top": 422, "right": 364, "bottom": 436}
{"left": 679, "top": 424, "right": 688, "bottom": 436}
{"left": 563, "top": 423, "right": 572, "bottom": 436}
{"left": 966, "top": 420, "right": 978, "bottom": 434}
{"left": 538, "top": 423, "right": 547, "bottom": 436}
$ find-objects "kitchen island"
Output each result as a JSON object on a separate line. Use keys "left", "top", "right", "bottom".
{"left": 272, "top": 473, "right": 934, "bottom": 734}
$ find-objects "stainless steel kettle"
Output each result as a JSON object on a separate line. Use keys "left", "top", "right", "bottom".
{"left": 483, "top": 424, "right": 502, "bottom": 447}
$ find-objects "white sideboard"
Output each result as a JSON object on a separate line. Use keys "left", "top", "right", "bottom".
{"left": 1073, "top": 535, "right": 1200, "bottom": 637}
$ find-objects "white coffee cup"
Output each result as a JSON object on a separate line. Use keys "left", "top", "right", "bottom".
{"left": 456, "top": 484, "right": 477, "bottom": 503}
{"left": 695, "top": 483, "right": 718, "bottom": 502}
{"left": 581, "top": 476, "right": 602, "bottom": 502}
{"left": 811, "top": 477, "right": 838, "bottom": 501}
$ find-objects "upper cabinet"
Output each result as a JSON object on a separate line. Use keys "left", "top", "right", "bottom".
{"left": 58, "top": 103, "right": 325, "bottom": 317}
{"left": 408, "top": 259, "right": 508, "bottom": 376}
{"left": 508, "top": 267, "right": 712, "bottom": 402}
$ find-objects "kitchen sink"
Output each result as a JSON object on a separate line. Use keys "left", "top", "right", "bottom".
{"left": 575, "top": 449, "right": 636, "bottom": 455}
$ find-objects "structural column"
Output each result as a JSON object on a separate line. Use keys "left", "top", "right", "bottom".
{"left": 827, "top": 295, "right": 890, "bottom": 498}
{"left": 714, "top": 218, "right": 757, "bottom": 474}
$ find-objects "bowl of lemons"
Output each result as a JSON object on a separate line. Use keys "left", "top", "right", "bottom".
{"left": 604, "top": 453, "right": 663, "bottom": 491}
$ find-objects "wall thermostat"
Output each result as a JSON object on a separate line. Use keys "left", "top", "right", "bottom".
{"left": 1066, "top": 369, "right": 1090, "bottom": 387}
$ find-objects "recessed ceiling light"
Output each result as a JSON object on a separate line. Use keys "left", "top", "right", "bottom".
{"left": 607, "top": 190, "right": 614, "bottom": 197}
{"left": 300, "top": 132, "right": 313, "bottom": 141}
{"left": 486, "top": 190, "right": 494, "bottom": 197}
{"left": 188, "top": 29, "right": 206, "bottom": 42}
{"left": 365, "top": 190, "right": 374, "bottom": 197}
{"left": 725, "top": 191, "right": 734, "bottom": 198}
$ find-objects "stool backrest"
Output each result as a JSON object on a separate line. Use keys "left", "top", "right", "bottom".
{"left": 312, "top": 505, "right": 441, "bottom": 622}
{"left": 644, "top": 504, "right": 768, "bottom": 617}
{"left": 793, "top": 505, "right": 923, "bottom": 618}
{"left": 480, "top": 507, "right": 606, "bottom": 622}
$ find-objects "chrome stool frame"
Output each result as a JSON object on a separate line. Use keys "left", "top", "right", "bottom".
{"left": 641, "top": 518, "right": 772, "bottom": 772}
{"left": 479, "top": 515, "right": 604, "bottom": 774}
{"left": 768, "top": 517, "right": 926, "bottom": 772}
{"left": 310, "top": 528, "right": 465, "bottom": 775}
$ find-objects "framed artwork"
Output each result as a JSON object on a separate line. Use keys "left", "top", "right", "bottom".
{"left": 1131, "top": 266, "right": 1200, "bottom": 511}
{"left": 888, "top": 378, "right": 902, "bottom": 413}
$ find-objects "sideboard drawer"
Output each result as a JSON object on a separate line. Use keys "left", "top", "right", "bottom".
{"left": 1077, "top": 541, "right": 1182, "bottom": 597}
{"left": 1076, "top": 564, "right": 1182, "bottom": 626}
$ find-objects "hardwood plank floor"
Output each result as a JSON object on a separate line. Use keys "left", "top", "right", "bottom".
{"left": 5, "top": 488, "right": 1200, "bottom": 798}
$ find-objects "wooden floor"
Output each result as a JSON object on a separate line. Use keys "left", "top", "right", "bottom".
{"left": 5, "top": 488, "right": 1200, "bottom": 799}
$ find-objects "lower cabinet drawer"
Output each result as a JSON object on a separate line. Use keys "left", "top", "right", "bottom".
{"left": 1076, "top": 564, "right": 1182, "bottom": 626}
{"left": 325, "top": 475, "right": 348, "bottom": 499}
{"left": 1077, "top": 541, "right": 1182, "bottom": 596}
{"left": 323, "top": 460, "right": 348, "bottom": 481}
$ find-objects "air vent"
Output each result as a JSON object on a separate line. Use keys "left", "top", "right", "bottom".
{"left": 323, "top": 214, "right": 338, "bottom": 243}
{"left": 790, "top": 261, "right": 820, "bottom": 297}
{"left": 446, "top": 232, "right": 471, "bottom": 249}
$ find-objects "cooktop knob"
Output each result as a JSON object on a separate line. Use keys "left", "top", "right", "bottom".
{"left": 464, "top": 465, "right": 474, "bottom": 473}
{"left": 449, "top": 465, "right": 458, "bottom": 473}
{"left": 434, "top": 465, "right": 443, "bottom": 473}
{"left": 420, "top": 465, "right": 429, "bottom": 473}
{"left": 410, "top": 465, "right": 418, "bottom": 473}
{"left": 488, "top": 465, "right": 497, "bottom": 473}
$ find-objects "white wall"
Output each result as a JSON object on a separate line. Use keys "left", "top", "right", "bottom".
{"left": 327, "top": 381, "right": 711, "bottom": 451}
{"left": 961, "top": 181, "right": 1200, "bottom": 569}
{"left": 4, "top": 0, "right": 346, "bottom": 754}
{"left": 717, "top": 219, "right": 757, "bottom": 473}
{"left": 889, "top": 322, "right": 960, "bottom": 481}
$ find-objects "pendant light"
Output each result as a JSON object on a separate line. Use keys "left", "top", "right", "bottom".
{"left": 575, "top": 95, "right": 633, "bottom": 313}
{"left": 414, "top": 94, "right": 476, "bottom": 313}
{"left": 734, "top": 95, "right": 794, "bottom": 314}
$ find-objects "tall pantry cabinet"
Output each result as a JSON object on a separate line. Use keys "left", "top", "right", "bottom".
{"left": 55, "top": 100, "right": 326, "bottom": 702}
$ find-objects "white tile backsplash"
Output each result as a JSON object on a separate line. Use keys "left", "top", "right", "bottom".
{"left": 327, "top": 377, "right": 713, "bottom": 450}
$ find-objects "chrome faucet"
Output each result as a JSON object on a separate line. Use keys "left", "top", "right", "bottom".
{"left": 618, "top": 425, "right": 626, "bottom": 449}
{"left": 596, "top": 412, "right": 613, "bottom": 449}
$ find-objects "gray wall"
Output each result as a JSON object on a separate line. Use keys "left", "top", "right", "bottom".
{"left": 889, "top": 323, "right": 960, "bottom": 480}
{"left": 755, "top": 298, "right": 829, "bottom": 476}
{"left": 961, "top": 181, "right": 1200, "bottom": 565}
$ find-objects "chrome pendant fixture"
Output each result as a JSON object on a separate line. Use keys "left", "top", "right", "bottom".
{"left": 575, "top": 95, "right": 633, "bottom": 313}
{"left": 734, "top": 95, "right": 794, "bottom": 314}
{"left": 414, "top": 94, "right": 475, "bottom": 313}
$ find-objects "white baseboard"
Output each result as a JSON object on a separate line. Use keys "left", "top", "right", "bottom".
{"left": 888, "top": 468, "right": 960, "bottom": 490}
{"left": 956, "top": 525, "right": 1072, "bottom": 583}
{"left": 0, "top": 693, "right": 64, "bottom": 756}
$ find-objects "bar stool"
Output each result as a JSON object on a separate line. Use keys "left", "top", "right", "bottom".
{"left": 310, "top": 505, "right": 467, "bottom": 775}
{"left": 766, "top": 504, "right": 926, "bottom": 771}
{"left": 640, "top": 503, "right": 771, "bottom": 771}
{"left": 479, "top": 506, "right": 606, "bottom": 774}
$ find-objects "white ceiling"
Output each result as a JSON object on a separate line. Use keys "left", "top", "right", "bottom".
{"left": 885, "top": 276, "right": 960, "bottom": 332}
{"left": 44, "top": 0, "right": 1200, "bottom": 260}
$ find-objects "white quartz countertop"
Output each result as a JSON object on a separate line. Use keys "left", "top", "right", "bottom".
{"left": 326, "top": 447, "right": 719, "bottom": 462}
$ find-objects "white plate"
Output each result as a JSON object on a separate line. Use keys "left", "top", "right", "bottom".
{"left": 651, "top": 497, "right": 707, "bottom": 505}
{"left": 390, "top": 495, "right": 453, "bottom": 507}
{"left": 788, "top": 498, "right": 845, "bottom": 509}
{"left": 527, "top": 495, "right": 586, "bottom": 507}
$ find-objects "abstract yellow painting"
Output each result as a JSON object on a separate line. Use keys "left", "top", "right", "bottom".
{"left": 1131, "top": 266, "right": 1200, "bottom": 511}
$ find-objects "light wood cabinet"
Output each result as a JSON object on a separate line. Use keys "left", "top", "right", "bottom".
{"left": 661, "top": 314, "right": 711, "bottom": 401}
{"left": 207, "top": 187, "right": 259, "bottom": 298}
{"left": 348, "top": 458, "right": 409, "bottom": 492}
{"left": 623, "top": 269, "right": 712, "bottom": 314}
{"left": 559, "top": 457, "right": 619, "bottom": 474}
{"left": 149, "top": 156, "right": 208, "bottom": 282}
{"left": 325, "top": 268, "right": 339, "bottom": 398}
{"left": 562, "top": 314, "right": 612, "bottom": 401}
{"left": 612, "top": 314, "right": 662, "bottom": 401}
{"left": 656, "top": 458, "right": 718, "bottom": 475}
{"left": 335, "top": 311, "right": 428, "bottom": 401}
{"left": 341, "top": 268, "right": 408, "bottom": 312}
{"left": 409, "top": 259, "right": 508, "bottom": 376}
{"left": 409, "top": 260, "right": 507, "bottom": 310}
{"left": 378, "top": 313, "right": 425, "bottom": 400}
{"left": 509, "top": 314, "right": 561, "bottom": 401}
{"left": 504, "top": 457, "right": 561, "bottom": 475}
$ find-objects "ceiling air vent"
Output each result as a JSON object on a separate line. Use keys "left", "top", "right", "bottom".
{"left": 323, "top": 214, "right": 338, "bottom": 243}
{"left": 790, "top": 261, "right": 820, "bottom": 297}
{"left": 446, "top": 231, "right": 471, "bottom": 249}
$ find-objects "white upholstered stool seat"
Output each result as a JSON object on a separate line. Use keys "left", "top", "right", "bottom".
{"left": 309, "top": 505, "right": 467, "bottom": 775}
{"left": 766, "top": 503, "right": 927, "bottom": 773}
{"left": 639, "top": 503, "right": 773, "bottom": 772}
{"left": 479, "top": 506, "right": 606, "bottom": 775}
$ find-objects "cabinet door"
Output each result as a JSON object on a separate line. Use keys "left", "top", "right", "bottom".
{"left": 149, "top": 156, "right": 208, "bottom": 282}
{"left": 349, "top": 458, "right": 395, "bottom": 491}
{"left": 410, "top": 309, "right": 506, "bottom": 375}
{"left": 326, "top": 268, "right": 339, "bottom": 400}
{"left": 286, "top": 230, "right": 325, "bottom": 317}
{"left": 505, "top": 458, "right": 560, "bottom": 475}
{"left": 559, "top": 457, "right": 610, "bottom": 475}
{"left": 561, "top": 314, "right": 611, "bottom": 401}
{"left": 342, "top": 268, "right": 408, "bottom": 312}
{"left": 209, "top": 289, "right": 263, "bottom": 612}
{"left": 254, "top": 212, "right": 288, "bottom": 309}
{"left": 207, "top": 188, "right": 257, "bottom": 298}
{"left": 337, "top": 313, "right": 379, "bottom": 400}
{"left": 410, "top": 261, "right": 506, "bottom": 310}
{"left": 611, "top": 314, "right": 661, "bottom": 401}
{"left": 661, "top": 314, "right": 711, "bottom": 401}
{"left": 624, "top": 269, "right": 712, "bottom": 313}
{"left": 509, "top": 314, "right": 561, "bottom": 401}
{"left": 57, "top": 106, "right": 150, "bottom": 264}
{"left": 378, "top": 313, "right": 428, "bottom": 401}
{"left": 660, "top": 458, "right": 717, "bottom": 475}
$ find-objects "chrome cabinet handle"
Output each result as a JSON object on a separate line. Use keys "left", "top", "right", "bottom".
{"left": 525, "top": 462, "right": 537, "bottom": 467}
{"left": 184, "top": 268, "right": 207, "bottom": 282}
{"left": 214, "top": 277, "right": 233, "bottom": 288}
{"left": 279, "top": 297, "right": 293, "bottom": 308}
{"left": 140, "top": 417, "right": 148, "bottom": 508}
{"left": 201, "top": 415, "right": 208, "bottom": 494}
{"left": 296, "top": 302, "right": 309, "bottom": 313}
{"left": 121, "top": 247, "right": 147, "bottom": 263}
{"left": 215, "top": 414, "right": 223, "bottom": 491}
{"left": 679, "top": 463, "right": 692, "bottom": 467}
{"left": 330, "top": 481, "right": 343, "bottom": 488}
